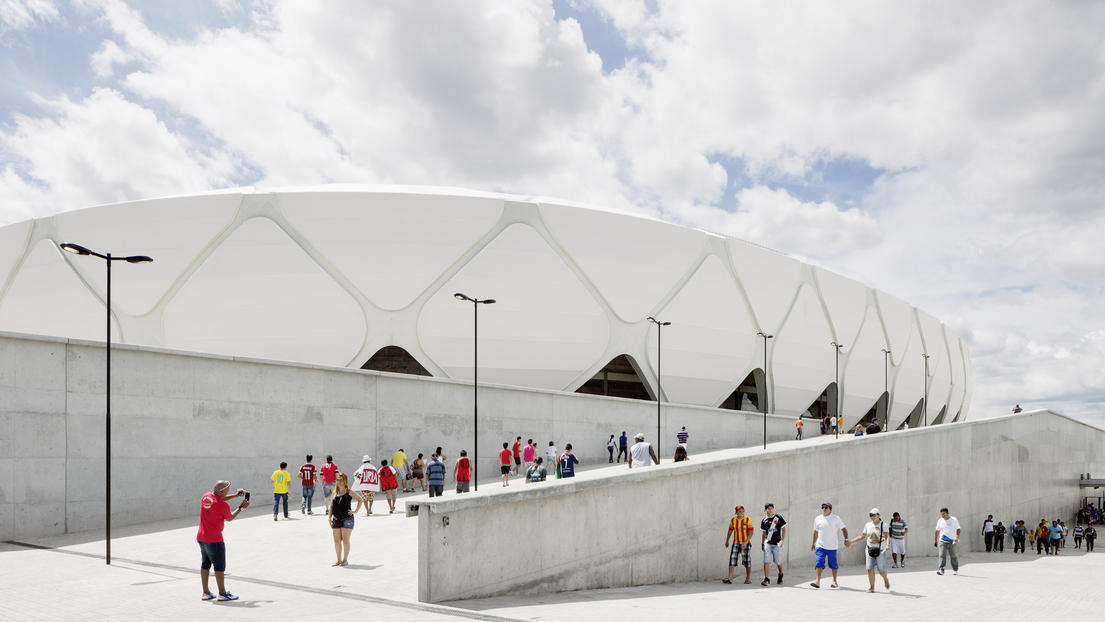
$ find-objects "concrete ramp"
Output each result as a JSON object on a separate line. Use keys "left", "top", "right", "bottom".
{"left": 412, "top": 410, "right": 1105, "bottom": 602}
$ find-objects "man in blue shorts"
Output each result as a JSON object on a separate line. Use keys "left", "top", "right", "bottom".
{"left": 197, "top": 480, "right": 250, "bottom": 601}
{"left": 810, "top": 502, "right": 849, "bottom": 588}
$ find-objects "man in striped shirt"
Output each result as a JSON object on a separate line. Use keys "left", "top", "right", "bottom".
{"left": 676, "top": 426, "right": 689, "bottom": 448}
{"left": 426, "top": 454, "right": 447, "bottom": 497}
{"left": 723, "top": 505, "right": 755, "bottom": 584}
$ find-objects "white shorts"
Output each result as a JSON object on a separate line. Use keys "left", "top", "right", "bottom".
{"left": 890, "top": 538, "right": 906, "bottom": 555}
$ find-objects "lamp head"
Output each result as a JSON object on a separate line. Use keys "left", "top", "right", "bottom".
{"left": 481, "top": 299, "right": 496, "bottom": 305}
{"left": 59, "top": 243, "right": 92, "bottom": 256}
{"left": 125, "top": 255, "right": 153, "bottom": 264}
{"left": 454, "top": 292, "right": 471, "bottom": 302}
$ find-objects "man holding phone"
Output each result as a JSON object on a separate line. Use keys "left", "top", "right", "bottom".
{"left": 197, "top": 480, "right": 249, "bottom": 601}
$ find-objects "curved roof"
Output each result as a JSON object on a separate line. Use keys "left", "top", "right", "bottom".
{"left": 0, "top": 186, "right": 971, "bottom": 426}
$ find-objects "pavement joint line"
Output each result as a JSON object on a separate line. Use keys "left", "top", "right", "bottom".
{"left": 4, "top": 540, "right": 522, "bottom": 622}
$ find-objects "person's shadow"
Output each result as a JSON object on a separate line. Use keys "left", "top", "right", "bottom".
{"left": 340, "top": 564, "right": 380, "bottom": 571}
{"left": 210, "top": 599, "right": 274, "bottom": 608}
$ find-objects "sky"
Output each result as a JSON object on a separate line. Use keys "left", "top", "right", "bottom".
{"left": 1, "top": 0, "right": 1103, "bottom": 427}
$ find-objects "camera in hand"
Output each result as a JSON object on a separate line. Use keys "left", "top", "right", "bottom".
{"left": 244, "top": 491, "right": 251, "bottom": 501}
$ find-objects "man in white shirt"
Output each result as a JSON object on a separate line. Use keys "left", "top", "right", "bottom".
{"left": 981, "top": 514, "right": 995, "bottom": 552}
{"left": 809, "top": 502, "right": 850, "bottom": 588}
{"left": 628, "top": 433, "right": 659, "bottom": 468}
{"left": 933, "top": 507, "right": 961, "bottom": 575}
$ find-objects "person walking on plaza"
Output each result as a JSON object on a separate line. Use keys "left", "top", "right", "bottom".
{"left": 351, "top": 456, "right": 379, "bottom": 515}
{"left": 411, "top": 453, "right": 426, "bottom": 492}
{"left": 677, "top": 426, "right": 689, "bottom": 448}
{"left": 329, "top": 472, "right": 363, "bottom": 566}
{"left": 795, "top": 416, "right": 803, "bottom": 440}
{"left": 934, "top": 507, "right": 961, "bottom": 575}
{"left": 1012, "top": 520, "right": 1027, "bottom": 553}
{"left": 889, "top": 511, "right": 909, "bottom": 567}
{"left": 426, "top": 453, "right": 447, "bottom": 497}
{"left": 723, "top": 505, "right": 755, "bottom": 584}
{"left": 321, "top": 455, "right": 339, "bottom": 514}
{"left": 1085, "top": 525, "right": 1097, "bottom": 552}
{"left": 298, "top": 455, "right": 318, "bottom": 515}
{"left": 616, "top": 431, "right": 628, "bottom": 463}
{"left": 379, "top": 459, "right": 399, "bottom": 513}
{"left": 994, "top": 521, "right": 1006, "bottom": 552}
{"left": 628, "top": 433, "right": 659, "bottom": 468}
{"left": 1035, "top": 519, "right": 1050, "bottom": 554}
{"left": 500, "top": 442, "right": 513, "bottom": 487}
{"left": 559, "top": 443, "right": 579, "bottom": 478}
{"left": 607, "top": 434, "right": 616, "bottom": 462}
{"left": 197, "top": 480, "right": 249, "bottom": 601}
{"left": 760, "top": 503, "right": 786, "bottom": 586}
{"left": 1049, "top": 519, "right": 1063, "bottom": 554}
{"left": 390, "top": 448, "right": 410, "bottom": 492}
{"left": 523, "top": 439, "right": 536, "bottom": 474}
{"left": 810, "top": 502, "right": 849, "bottom": 588}
{"left": 1074, "top": 523, "right": 1084, "bottom": 549}
{"left": 271, "top": 461, "right": 292, "bottom": 521}
{"left": 982, "top": 514, "right": 995, "bottom": 552}
{"left": 848, "top": 508, "right": 890, "bottom": 593}
{"left": 454, "top": 449, "right": 472, "bottom": 493}
{"left": 512, "top": 436, "right": 523, "bottom": 476}
{"left": 526, "top": 456, "right": 547, "bottom": 483}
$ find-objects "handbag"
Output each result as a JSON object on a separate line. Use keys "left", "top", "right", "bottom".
{"left": 868, "top": 522, "right": 884, "bottom": 557}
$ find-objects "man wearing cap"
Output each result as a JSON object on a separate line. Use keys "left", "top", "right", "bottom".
{"left": 847, "top": 508, "right": 891, "bottom": 592}
{"left": 197, "top": 480, "right": 249, "bottom": 601}
{"left": 723, "top": 505, "right": 755, "bottom": 584}
{"left": 351, "top": 455, "right": 380, "bottom": 515}
{"left": 760, "top": 503, "right": 787, "bottom": 586}
{"left": 628, "top": 433, "right": 660, "bottom": 469}
{"left": 810, "top": 502, "right": 849, "bottom": 588}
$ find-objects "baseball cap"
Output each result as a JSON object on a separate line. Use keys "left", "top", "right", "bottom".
{"left": 735, "top": 505, "right": 744, "bottom": 513}
{"left": 764, "top": 503, "right": 774, "bottom": 509}
{"left": 870, "top": 508, "right": 880, "bottom": 515}
{"left": 362, "top": 454, "right": 371, "bottom": 462}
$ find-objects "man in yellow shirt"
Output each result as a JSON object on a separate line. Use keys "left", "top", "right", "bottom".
{"left": 271, "top": 461, "right": 292, "bottom": 521}
{"left": 391, "top": 449, "right": 410, "bottom": 492}
{"left": 723, "top": 505, "right": 755, "bottom": 584}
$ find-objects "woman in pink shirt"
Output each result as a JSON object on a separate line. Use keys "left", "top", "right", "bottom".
{"left": 522, "top": 439, "right": 536, "bottom": 477}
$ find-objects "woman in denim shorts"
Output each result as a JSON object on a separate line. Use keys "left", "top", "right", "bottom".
{"left": 329, "top": 473, "right": 363, "bottom": 566}
{"left": 847, "top": 508, "right": 891, "bottom": 593}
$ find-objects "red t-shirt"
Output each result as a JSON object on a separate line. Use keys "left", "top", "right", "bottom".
{"left": 320, "top": 462, "right": 338, "bottom": 483}
{"left": 512, "top": 441, "right": 521, "bottom": 458}
{"left": 379, "top": 466, "right": 398, "bottom": 491}
{"left": 499, "top": 448, "right": 512, "bottom": 466}
{"left": 197, "top": 492, "right": 233, "bottom": 543}
{"left": 299, "top": 463, "right": 317, "bottom": 486}
{"left": 456, "top": 457, "right": 471, "bottom": 482}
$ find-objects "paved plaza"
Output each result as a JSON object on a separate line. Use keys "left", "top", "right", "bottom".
{"left": 1, "top": 474, "right": 1100, "bottom": 622}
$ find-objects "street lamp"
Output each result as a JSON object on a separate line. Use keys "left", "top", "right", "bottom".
{"left": 647, "top": 316, "right": 670, "bottom": 457}
{"left": 921, "top": 353, "right": 931, "bottom": 427}
{"left": 756, "top": 331, "right": 773, "bottom": 449}
{"left": 59, "top": 242, "right": 152, "bottom": 565}
{"left": 881, "top": 348, "right": 891, "bottom": 430}
{"left": 831, "top": 341, "right": 843, "bottom": 439}
{"left": 454, "top": 293, "right": 495, "bottom": 491}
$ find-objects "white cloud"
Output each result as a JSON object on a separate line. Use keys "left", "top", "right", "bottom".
{"left": 0, "top": 0, "right": 58, "bottom": 30}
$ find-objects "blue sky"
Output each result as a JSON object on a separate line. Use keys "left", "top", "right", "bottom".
{"left": 0, "top": 0, "right": 1103, "bottom": 426}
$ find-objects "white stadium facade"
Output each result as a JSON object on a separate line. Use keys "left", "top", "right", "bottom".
{"left": 0, "top": 186, "right": 970, "bottom": 429}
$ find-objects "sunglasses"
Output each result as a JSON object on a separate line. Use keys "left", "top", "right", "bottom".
{"left": 821, "top": 505, "right": 830, "bottom": 509}
{"left": 869, "top": 513, "right": 878, "bottom": 517}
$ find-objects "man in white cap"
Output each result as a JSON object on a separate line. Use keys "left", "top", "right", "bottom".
{"left": 628, "top": 433, "right": 659, "bottom": 469}
{"left": 847, "top": 508, "right": 891, "bottom": 592}
{"left": 197, "top": 480, "right": 249, "bottom": 601}
{"left": 351, "top": 455, "right": 380, "bottom": 516}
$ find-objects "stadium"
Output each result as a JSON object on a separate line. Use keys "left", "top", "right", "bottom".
{"left": 0, "top": 186, "right": 970, "bottom": 429}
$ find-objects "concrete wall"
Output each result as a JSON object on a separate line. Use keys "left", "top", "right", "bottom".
{"left": 0, "top": 331, "right": 795, "bottom": 541}
{"left": 413, "top": 410, "right": 1105, "bottom": 603}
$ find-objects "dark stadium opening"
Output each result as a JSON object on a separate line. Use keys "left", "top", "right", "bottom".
{"left": 720, "top": 369, "right": 764, "bottom": 412}
{"left": 856, "top": 392, "right": 888, "bottom": 429}
{"left": 360, "top": 346, "right": 432, "bottom": 377}
{"left": 575, "top": 355, "right": 653, "bottom": 401}
{"left": 902, "top": 398, "right": 924, "bottom": 429}
{"left": 804, "top": 383, "right": 837, "bottom": 421}
{"left": 931, "top": 404, "right": 949, "bottom": 425}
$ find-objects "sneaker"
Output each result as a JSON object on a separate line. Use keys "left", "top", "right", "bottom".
{"left": 307, "top": 511, "right": 314, "bottom": 515}
{"left": 953, "top": 571, "right": 958, "bottom": 575}
{"left": 777, "top": 572, "right": 783, "bottom": 584}
{"left": 301, "top": 507, "right": 305, "bottom": 514}
{"left": 201, "top": 592, "right": 216, "bottom": 600}
{"left": 273, "top": 516, "right": 277, "bottom": 522}
{"left": 936, "top": 570, "right": 944, "bottom": 575}
{"left": 217, "top": 593, "right": 239, "bottom": 601}
{"left": 892, "top": 564, "right": 898, "bottom": 568}
{"left": 761, "top": 578, "right": 770, "bottom": 586}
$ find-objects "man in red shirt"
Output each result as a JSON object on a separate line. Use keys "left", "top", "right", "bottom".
{"left": 512, "top": 436, "right": 522, "bottom": 476}
{"left": 500, "top": 442, "right": 513, "bottom": 487}
{"left": 197, "top": 480, "right": 249, "bottom": 601}
{"left": 379, "top": 459, "right": 399, "bottom": 513}
{"left": 320, "top": 455, "right": 339, "bottom": 515}
{"left": 454, "top": 449, "right": 472, "bottom": 493}
{"left": 299, "top": 454, "right": 318, "bottom": 515}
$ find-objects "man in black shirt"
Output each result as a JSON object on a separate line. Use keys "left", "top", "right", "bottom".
{"left": 760, "top": 503, "right": 787, "bottom": 586}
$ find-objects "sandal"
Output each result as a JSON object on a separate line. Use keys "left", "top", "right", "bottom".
{"left": 744, "top": 579, "right": 751, "bottom": 584}
{"left": 722, "top": 579, "right": 732, "bottom": 584}
{"left": 809, "top": 582, "right": 820, "bottom": 588}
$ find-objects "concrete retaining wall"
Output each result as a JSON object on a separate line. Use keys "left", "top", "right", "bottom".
{"left": 413, "top": 410, "right": 1105, "bottom": 602}
{"left": 0, "top": 331, "right": 794, "bottom": 540}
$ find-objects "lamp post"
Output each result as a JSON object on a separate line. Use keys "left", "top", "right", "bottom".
{"left": 647, "top": 316, "right": 670, "bottom": 457}
{"left": 921, "top": 353, "right": 931, "bottom": 427}
{"left": 58, "top": 243, "right": 152, "bottom": 565}
{"left": 831, "top": 341, "right": 843, "bottom": 439}
{"left": 454, "top": 293, "right": 495, "bottom": 491}
{"left": 756, "top": 331, "right": 773, "bottom": 449}
{"left": 881, "top": 348, "right": 891, "bottom": 430}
